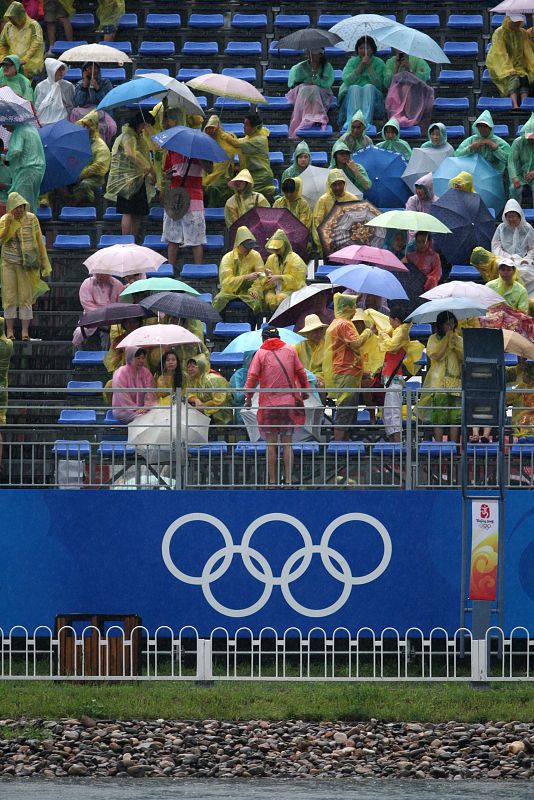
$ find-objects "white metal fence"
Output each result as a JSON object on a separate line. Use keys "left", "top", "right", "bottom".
{"left": 2, "top": 625, "right": 534, "bottom": 682}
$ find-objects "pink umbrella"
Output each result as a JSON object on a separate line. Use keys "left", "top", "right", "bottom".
{"left": 186, "top": 73, "right": 267, "bottom": 105}
{"left": 329, "top": 245, "right": 408, "bottom": 272}
{"left": 116, "top": 324, "right": 201, "bottom": 349}
{"left": 84, "top": 244, "right": 167, "bottom": 277}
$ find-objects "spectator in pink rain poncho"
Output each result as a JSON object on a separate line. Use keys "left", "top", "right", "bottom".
{"left": 72, "top": 272, "right": 123, "bottom": 350}
{"left": 111, "top": 347, "right": 156, "bottom": 423}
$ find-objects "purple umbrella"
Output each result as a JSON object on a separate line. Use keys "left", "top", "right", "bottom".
{"left": 78, "top": 303, "right": 151, "bottom": 329}
{"left": 229, "top": 207, "right": 310, "bottom": 261}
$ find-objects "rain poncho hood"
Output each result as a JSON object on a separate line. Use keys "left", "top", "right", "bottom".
{"left": 0, "top": 4, "right": 44, "bottom": 78}
{"left": 266, "top": 228, "right": 292, "bottom": 261}
{"left": 234, "top": 224, "right": 256, "bottom": 249}
{"left": 263, "top": 228, "right": 307, "bottom": 311}
{"left": 77, "top": 109, "right": 99, "bottom": 139}
{"left": 76, "top": 110, "right": 111, "bottom": 187}
{"left": 406, "top": 172, "right": 437, "bottom": 214}
{"left": 228, "top": 167, "right": 254, "bottom": 189}
{"left": 34, "top": 57, "right": 71, "bottom": 123}
{"left": 0, "top": 191, "right": 51, "bottom": 306}
{"left": 335, "top": 110, "right": 373, "bottom": 152}
{"left": 377, "top": 117, "right": 412, "bottom": 159}
{"left": 202, "top": 114, "right": 239, "bottom": 205}
{"left": 421, "top": 122, "right": 454, "bottom": 157}
{"left": 3, "top": 1, "right": 25, "bottom": 24}
{"left": 508, "top": 113, "right": 534, "bottom": 190}
{"left": 273, "top": 176, "right": 312, "bottom": 230}
{"left": 329, "top": 141, "right": 371, "bottom": 191}
{"left": 44, "top": 56, "right": 63, "bottom": 82}
{"left": 0, "top": 51, "right": 32, "bottom": 100}
{"left": 213, "top": 224, "right": 265, "bottom": 315}
{"left": 329, "top": 139, "right": 352, "bottom": 168}
{"left": 281, "top": 140, "right": 311, "bottom": 182}
{"left": 414, "top": 172, "right": 435, "bottom": 200}
{"left": 334, "top": 292, "right": 357, "bottom": 320}
{"left": 449, "top": 171, "right": 474, "bottom": 192}
{"left": 327, "top": 168, "right": 346, "bottom": 192}
{"left": 224, "top": 166, "right": 270, "bottom": 227}
{"left": 486, "top": 15, "right": 534, "bottom": 97}
{"left": 494, "top": 198, "right": 534, "bottom": 261}
{"left": 455, "top": 110, "right": 511, "bottom": 174}
{"left": 470, "top": 246, "right": 500, "bottom": 282}
{"left": 6, "top": 189, "right": 26, "bottom": 211}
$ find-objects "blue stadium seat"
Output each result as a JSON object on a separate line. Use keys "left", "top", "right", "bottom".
{"left": 146, "top": 13, "right": 181, "bottom": 28}
{"left": 443, "top": 41, "right": 479, "bottom": 58}
{"left": 104, "top": 409, "right": 123, "bottom": 425}
{"left": 182, "top": 41, "right": 219, "bottom": 56}
{"left": 466, "top": 444, "right": 499, "bottom": 457}
{"left": 146, "top": 263, "right": 174, "bottom": 279}
{"left": 143, "top": 235, "right": 167, "bottom": 251}
{"left": 71, "top": 13, "right": 94, "bottom": 28}
{"left": 118, "top": 14, "right": 138, "bottom": 28}
{"left": 274, "top": 14, "right": 310, "bottom": 28}
{"left": 188, "top": 442, "right": 228, "bottom": 456}
{"left": 139, "top": 41, "right": 175, "bottom": 56}
{"left": 404, "top": 14, "right": 439, "bottom": 29}
{"left": 231, "top": 13, "right": 267, "bottom": 28}
{"left": 53, "top": 235, "right": 91, "bottom": 249}
{"left": 213, "top": 322, "right": 252, "bottom": 339}
{"left": 264, "top": 95, "right": 292, "bottom": 111}
{"left": 491, "top": 14, "right": 505, "bottom": 28}
{"left": 135, "top": 68, "right": 170, "bottom": 78}
{"left": 445, "top": 125, "right": 466, "bottom": 139}
{"left": 310, "top": 151, "right": 328, "bottom": 167}
{"left": 493, "top": 124, "right": 509, "bottom": 137}
{"left": 59, "top": 206, "right": 96, "bottom": 222}
{"left": 296, "top": 125, "right": 333, "bottom": 138}
{"left": 269, "top": 40, "right": 302, "bottom": 57}
{"left": 521, "top": 98, "right": 534, "bottom": 111}
{"left": 327, "top": 442, "right": 366, "bottom": 455}
{"left": 505, "top": 353, "right": 519, "bottom": 367}
{"left": 235, "top": 441, "right": 266, "bottom": 455}
{"left": 176, "top": 68, "right": 212, "bottom": 80}
{"left": 317, "top": 14, "right": 350, "bottom": 28}
{"left": 97, "top": 234, "right": 135, "bottom": 248}
{"left": 98, "top": 441, "right": 136, "bottom": 457}
{"left": 52, "top": 440, "right": 91, "bottom": 458}
{"left": 372, "top": 443, "right": 406, "bottom": 457}
{"left": 98, "top": 40, "right": 132, "bottom": 54}
{"left": 264, "top": 68, "right": 290, "bottom": 84}
{"left": 67, "top": 380, "right": 103, "bottom": 395}
{"left": 449, "top": 265, "right": 481, "bottom": 280}
{"left": 103, "top": 207, "right": 121, "bottom": 220}
{"left": 210, "top": 352, "right": 244, "bottom": 368}
{"left": 189, "top": 13, "right": 224, "bottom": 28}
{"left": 434, "top": 97, "right": 470, "bottom": 112}
{"left": 292, "top": 443, "right": 320, "bottom": 455}
{"left": 58, "top": 409, "right": 97, "bottom": 424}
{"left": 266, "top": 124, "right": 289, "bottom": 138}
{"left": 447, "top": 14, "right": 483, "bottom": 29}
{"left": 64, "top": 68, "right": 82, "bottom": 82}
{"left": 410, "top": 324, "right": 432, "bottom": 338}
{"left": 101, "top": 68, "right": 126, "bottom": 84}
{"left": 225, "top": 41, "right": 262, "bottom": 56}
{"left": 51, "top": 39, "right": 87, "bottom": 55}
{"left": 36, "top": 207, "right": 52, "bottom": 221}
{"left": 221, "top": 67, "right": 257, "bottom": 83}
{"left": 523, "top": 209, "right": 534, "bottom": 223}
{"left": 269, "top": 151, "right": 284, "bottom": 165}
{"left": 400, "top": 126, "right": 420, "bottom": 139}
{"left": 419, "top": 442, "right": 458, "bottom": 457}
{"left": 205, "top": 235, "right": 224, "bottom": 250}
{"left": 181, "top": 263, "right": 219, "bottom": 279}
{"left": 72, "top": 351, "right": 107, "bottom": 367}
{"left": 477, "top": 97, "right": 513, "bottom": 112}
{"left": 197, "top": 293, "right": 213, "bottom": 303}
{"left": 214, "top": 97, "right": 250, "bottom": 111}
{"left": 148, "top": 207, "right": 164, "bottom": 220}
{"left": 437, "top": 70, "right": 474, "bottom": 84}
{"left": 205, "top": 208, "right": 225, "bottom": 222}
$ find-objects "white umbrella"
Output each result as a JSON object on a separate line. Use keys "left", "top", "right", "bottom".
{"left": 133, "top": 73, "right": 204, "bottom": 117}
{"left": 421, "top": 281, "right": 504, "bottom": 308}
{"left": 300, "top": 165, "right": 363, "bottom": 207}
{"left": 402, "top": 148, "right": 450, "bottom": 192}
{"left": 330, "top": 14, "right": 405, "bottom": 52}
{"left": 84, "top": 244, "right": 166, "bottom": 277}
{"left": 371, "top": 23, "right": 450, "bottom": 64}
{"left": 128, "top": 405, "right": 210, "bottom": 446}
{"left": 406, "top": 297, "right": 487, "bottom": 323}
{"left": 491, "top": 1, "right": 533, "bottom": 12}
{"left": 186, "top": 73, "right": 267, "bottom": 105}
{"left": 59, "top": 43, "right": 132, "bottom": 64}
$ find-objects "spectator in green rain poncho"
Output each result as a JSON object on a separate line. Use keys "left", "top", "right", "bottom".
{"left": 286, "top": 50, "right": 335, "bottom": 139}
{"left": 97, "top": 0, "right": 125, "bottom": 42}
{"left": 0, "top": 53, "right": 32, "bottom": 101}
{"left": 0, "top": 316, "right": 13, "bottom": 470}
{"left": 508, "top": 112, "right": 534, "bottom": 202}
{"left": 4, "top": 122, "right": 45, "bottom": 212}
{"left": 334, "top": 110, "right": 373, "bottom": 154}
{"left": 281, "top": 140, "right": 311, "bottom": 184}
{"left": 455, "top": 110, "right": 511, "bottom": 175}
{"left": 234, "top": 113, "right": 276, "bottom": 204}
{"left": 421, "top": 122, "right": 454, "bottom": 157}
{"left": 376, "top": 117, "right": 412, "bottom": 160}
{"left": 329, "top": 140, "right": 371, "bottom": 193}
{"left": 0, "top": 2, "right": 43, "bottom": 78}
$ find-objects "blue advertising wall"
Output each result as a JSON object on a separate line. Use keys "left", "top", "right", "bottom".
{"left": 1, "top": 490, "right": 531, "bottom": 634}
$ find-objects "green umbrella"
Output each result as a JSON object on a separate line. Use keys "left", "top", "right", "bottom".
{"left": 120, "top": 277, "right": 199, "bottom": 300}
{"left": 366, "top": 210, "right": 452, "bottom": 234}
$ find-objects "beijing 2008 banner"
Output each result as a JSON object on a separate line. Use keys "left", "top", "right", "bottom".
{"left": 469, "top": 499, "right": 499, "bottom": 601}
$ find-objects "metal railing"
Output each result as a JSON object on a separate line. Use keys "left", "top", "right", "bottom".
{"left": 0, "top": 387, "right": 532, "bottom": 489}
{"left": 1, "top": 625, "right": 533, "bottom": 681}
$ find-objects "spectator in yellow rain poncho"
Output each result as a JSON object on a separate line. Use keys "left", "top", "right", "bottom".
{"left": 263, "top": 229, "right": 307, "bottom": 313}
{"left": 0, "top": 191, "right": 51, "bottom": 340}
{"left": 486, "top": 14, "right": 534, "bottom": 109}
{"left": 313, "top": 169, "right": 359, "bottom": 254}
{"left": 470, "top": 247, "right": 501, "bottom": 282}
{"left": 507, "top": 359, "right": 534, "bottom": 438}
{"left": 143, "top": 102, "right": 203, "bottom": 192}
{"left": 0, "top": 2, "right": 43, "bottom": 78}
{"left": 273, "top": 176, "right": 313, "bottom": 233}
{"left": 293, "top": 313, "right": 328, "bottom": 388}
{"left": 43, "top": 0, "right": 74, "bottom": 52}
{"left": 213, "top": 225, "right": 265, "bottom": 318}
{"left": 234, "top": 113, "right": 276, "bottom": 204}
{"left": 0, "top": 315, "right": 14, "bottom": 469}
{"left": 224, "top": 168, "right": 269, "bottom": 229}
{"left": 448, "top": 170, "right": 474, "bottom": 192}
{"left": 97, "top": 0, "right": 125, "bottom": 41}
{"left": 72, "top": 110, "right": 110, "bottom": 204}
{"left": 203, "top": 114, "right": 239, "bottom": 208}
{"left": 184, "top": 356, "right": 232, "bottom": 427}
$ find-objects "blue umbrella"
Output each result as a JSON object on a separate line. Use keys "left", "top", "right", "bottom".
{"left": 353, "top": 146, "right": 411, "bottom": 209}
{"left": 97, "top": 77, "right": 167, "bottom": 111}
{"left": 38, "top": 119, "right": 92, "bottom": 193}
{"left": 433, "top": 154, "right": 505, "bottom": 214}
{"left": 330, "top": 13, "right": 404, "bottom": 52}
{"left": 430, "top": 188, "right": 495, "bottom": 266}
{"left": 152, "top": 126, "right": 228, "bottom": 162}
{"left": 221, "top": 328, "right": 304, "bottom": 355}
{"left": 0, "top": 100, "right": 34, "bottom": 125}
{"left": 327, "top": 263, "right": 409, "bottom": 300}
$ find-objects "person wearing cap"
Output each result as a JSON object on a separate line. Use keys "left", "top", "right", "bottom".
{"left": 313, "top": 168, "right": 359, "bottom": 237}
{"left": 70, "top": 62, "right": 115, "bottom": 145}
{"left": 244, "top": 326, "right": 309, "bottom": 487}
{"left": 508, "top": 113, "right": 534, "bottom": 203}
{"left": 105, "top": 112, "right": 157, "bottom": 239}
{"left": 329, "top": 140, "right": 371, "bottom": 193}
{"left": 273, "top": 177, "right": 313, "bottom": 233}
{"left": 486, "top": 14, "right": 534, "bottom": 109}
{"left": 286, "top": 50, "right": 335, "bottom": 139}
{"left": 294, "top": 314, "right": 327, "bottom": 388}
{"left": 34, "top": 57, "right": 74, "bottom": 124}
{"left": 233, "top": 113, "right": 275, "bottom": 204}
{"left": 0, "top": 2, "right": 43, "bottom": 78}
{"left": 377, "top": 306, "right": 412, "bottom": 443}
{"left": 455, "top": 111, "right": 511, "bottom": 175}
{"left": 487, "top": 260, "right": 530, "bottom": 312}
{"left": 213, "top": 225, "right": 265, "bottom": 319}
{"left": 203, "top": 115, "right": 240, "bottom": 208}
{"left": 263, "top": 229, "right": 307, "bottom": 313}
{"left": 323, "top": 294, "right": 375, "bottom": 444}
{"left": 223, "top": 168, "right": 270, "bottom": 229}
{"left": 0, "top": 53, "right": 32, "bottom": 100}
{"left": 492, "top": 198, "right": 534, "bottom": 294}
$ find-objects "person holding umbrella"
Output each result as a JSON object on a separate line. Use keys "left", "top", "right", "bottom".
{"left": 286, "top": 49, "right": 335, "bottom": 139}
{"left": 420, "top": 311, "right": 463, "bottom": 443}
{"left": 105, "top": 111, "right": 156, "bottom": 239}
{"left": 328, "top": 141, "right": 371, "bottom": 193}
{"left": 3, "top": 121, "right": 44, "bottom": 212}
{"left": 0, "top": 2, "right": 43, "bottom": 78}
{"left": 234, "top": 113, "right": 275, "bottom": 204}
{"left": 72, "top": 271, "right": 124, "bottom": 350}
{"left": 0, "top": 191, "right": 50, "bottom": 340}
{"left": 0, "top": 53, "right": 32, "bottom": 100}
{"left": 377, "top": 306, "right": 412, "bottom": 444}
{"left": 334, "top": 110, "right": 373, "bottom": 154}
{"left": 281, "top": 141, "right": 311, "bottom": 184}
{"left": 486, "top": 14, "right": 534, "bottom": 110}
{"left": 508, "top": 113, "right": 534, "bottom": 204}
{"left": 224, "top": 168, "right": 269, "bottom": 229}
{"left": 203, "top": 114, "right": 239, "bottom": 209}
{"left": 455, "top": 111, "right": 511, "bottom": 175}
{"left": 213, "top": 225, "right": 265, "bottom": 320}
{"left": 111, "top": 347, "right": 156, "bottom": 423}
{"left": 421, "top": 122, "right": 454, "bottom": 157}
{"left": 338, "top": 36, "right": 386, "bottom": 128}
{"left": 487, "top": 259, "right": 530, "bottom": 313}
{"left": 70, "top": 62, "right": 115, "bottom": 145}
{"left": 263, "top": 229, "right": 307, "bottom": 313}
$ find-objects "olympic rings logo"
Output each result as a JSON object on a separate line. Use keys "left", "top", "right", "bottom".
{"left": 162, "top": 512, "right": 392, "bottom": 618}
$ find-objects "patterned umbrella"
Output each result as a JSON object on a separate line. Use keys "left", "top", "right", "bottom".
{"left": 480, "top": 303, "right": 534, "bottom": 344}
{"left": 139, "top": 292, "right": 221, "bottom": 324}
{"left": 329, "top": 14, "right": 404, "bottom": 52}
{"left": 229, "top": 207, "right": 310, "bottom": 261}
{"left": 318, "top": 200, "right": 386, "bottom": 260}
{"left": 0, "top": 100, "right": 34, "bottom": 125}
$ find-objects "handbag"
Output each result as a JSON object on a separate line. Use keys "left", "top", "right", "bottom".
{"left": 163, "top": 158, "right": 192, "bottom": 220}
{"left": 271, "top": 351, "right": 305, "bottom": 407}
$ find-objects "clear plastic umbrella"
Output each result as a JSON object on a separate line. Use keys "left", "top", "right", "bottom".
{"left": 402, "top": 147, "right": 450, "bottom": 192}
{"left": 299, "top": 165, "right": 362, "bottom": 207}
{"left": 371, "top": 23, "right": 450, "bottom": 63}
{"left": 133, "top": 73, "right": 204, "bottom": 116}
{"left": 330, "top": 14, "right": 404, "bottom": 52}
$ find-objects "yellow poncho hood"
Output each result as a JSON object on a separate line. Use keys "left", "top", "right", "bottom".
{"left": 334, "top": 292, "right": 357, "bottom": 320}
{"left": 449, "top": 171, "right": 474, "bottom": 192}
{"left": 234, "top": 224, "right": 256, "bottom": 250}
{"left": 265, "top": 228, "right": 292, "bottom": 261}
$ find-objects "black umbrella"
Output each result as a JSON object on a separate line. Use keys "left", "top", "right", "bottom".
{"left": 430, "top": 189, "right": 495, "bottom": 266}
{"left": 78, "top": 303, "right": 151, "bottom": 328}
{"left": 276, "top": 28, "right": 342, "bottom": 51}
{"left": 139, "top": 292, "right": 222, "bottom": 324}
